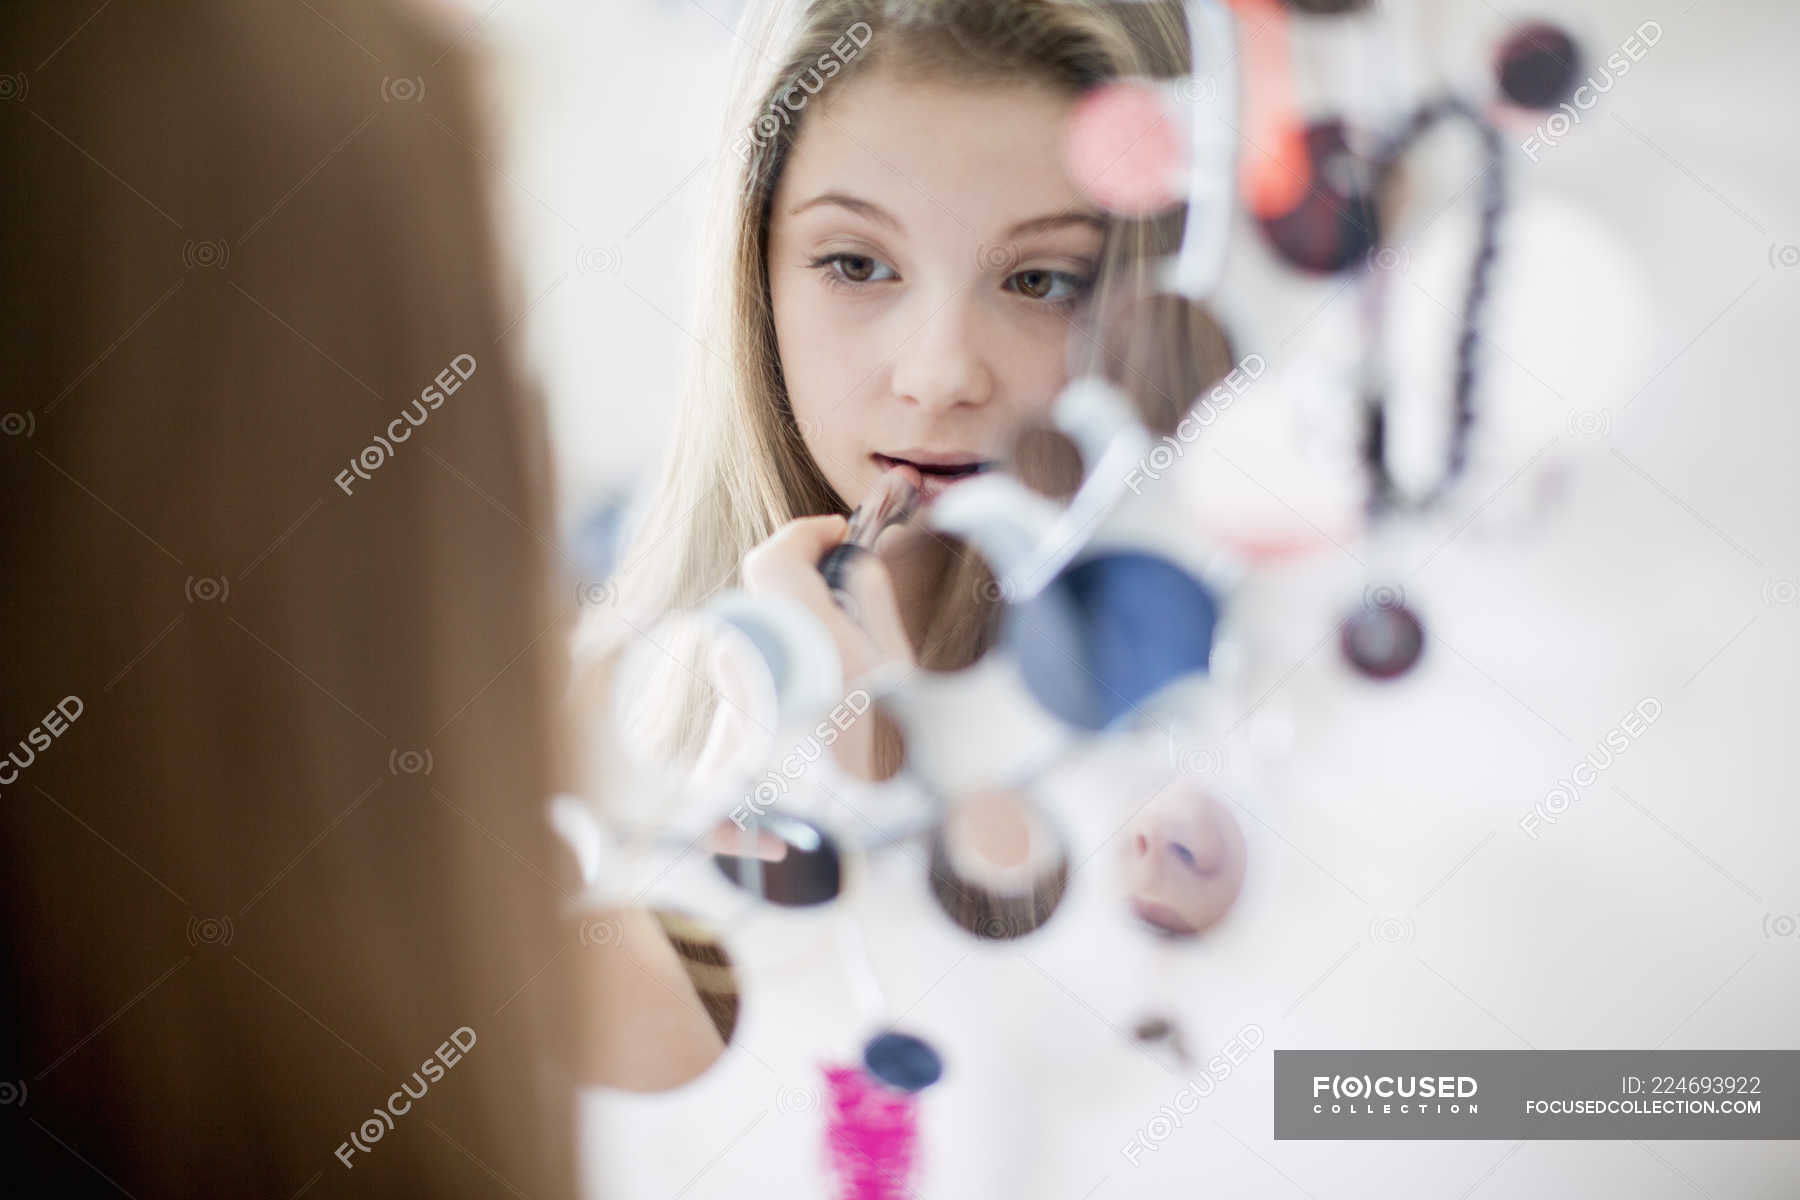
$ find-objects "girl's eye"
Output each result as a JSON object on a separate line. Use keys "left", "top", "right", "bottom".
{"left": 1008, "top": 268, "right": 1090, "bottom": 305}
{"left": 812, "top": 253, "right": 898, "bottom": 286}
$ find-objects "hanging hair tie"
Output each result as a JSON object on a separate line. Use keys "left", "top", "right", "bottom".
{"left": 1359, "top": 96, "right": 1508, "bottom": 518}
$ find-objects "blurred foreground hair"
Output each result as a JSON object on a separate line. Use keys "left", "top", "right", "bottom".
{"left": 1, "top": 2, "right": 579, "bottom": 1195}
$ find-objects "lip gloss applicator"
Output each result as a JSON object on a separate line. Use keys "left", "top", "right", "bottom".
{"left": 818, "top": 463, "right": 922, "bottom": 609}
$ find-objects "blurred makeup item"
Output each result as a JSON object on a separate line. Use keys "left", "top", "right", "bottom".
{"left": 1132, "top": 1014, "right": 1194, "bottom": 1068}
{"left": 609, "top": 590, "right": 844, "bottom": 804}
{"left": 820, "top": 463, "right": 921, "bottom": 607}
{"left": 1010, "top": 550, "right": 1219, "bottom": 731}
{"left": 1340, "top": 590, "right": 1425, "bottom": 680}
{"left": 1010, "top": 424, "right": 1085, "bottom": 501}
{"left": 929, "top": 377, "right": 1153, "bottom": 607}
{"left": 1230, "top": 0, "right": 1382, "bottom": 273}
{"left": 823, "top": 928, "right": 939, "bottom": 1192}
{"left": 713, "top": 811, "right": 843, "bottom": 907}
{"left": 1280, "top": 0, "right": 1370, "bottom": 13}
{"left": 1065, "top": 79, "right": 1185, "bottom": 217}
{"left": 1232, "top": 0, "right": 1311, "bottom": 219}
{"left": 1120, "top": 784, "right": 1246, "bottom": 937}
{"left": 835, "top": 913, "right": 950, "bottom": 1101}
{"left": 824, "top": 1062, "right": 922, "bottom": 1199}
{"left": 863, "top": 1030, "right": 944, "bottom": 1093}
{"left": 1257, "top": 117, "right": 1380, "bottom": 274}
{"left": 1064, "top": 0, "right": 1239, "bottom": 294}
{"left": 1083, "top": 287, "right": 1236, "bottom": 438}
{"left": 927, "top": 789, "right": 1070, "bottom": 940}
{"left": 705, "top": 819, "right": 792, "bottom": 861}
{"left": 1494, "top": 21, "right": 1582, "bottom": 111}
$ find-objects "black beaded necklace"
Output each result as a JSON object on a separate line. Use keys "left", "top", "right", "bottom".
{"left": 1358, "top": 95, "right": 1509, "bottom": 517}
{"left": 1342, "top": 97, "right": 1507, "bottom": 680}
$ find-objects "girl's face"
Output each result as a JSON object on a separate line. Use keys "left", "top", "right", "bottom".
{"left": 768, "top": 58, "right": 1104, "bottom": 508}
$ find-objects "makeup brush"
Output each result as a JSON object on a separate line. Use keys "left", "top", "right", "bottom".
{"left": 819, "top": 464, "right": 922, "bottom": 606}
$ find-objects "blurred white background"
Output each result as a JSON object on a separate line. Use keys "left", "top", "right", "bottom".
{"left": 434, "top": 0, "right": 744, "bottom": 529}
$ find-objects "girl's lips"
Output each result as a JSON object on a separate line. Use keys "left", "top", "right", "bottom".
{"left": 872, "top": 452, "right": 991, "bottom": 501}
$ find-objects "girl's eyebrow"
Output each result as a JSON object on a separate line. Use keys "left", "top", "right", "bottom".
{"left": 789, "top": 191, "right": 903, "bottom": 230}
{"left": 1003, "top": 210, "right": 1107, "bottom": 239}
{"left": 788, "top": 195, "right": 1106, "bottom": 241}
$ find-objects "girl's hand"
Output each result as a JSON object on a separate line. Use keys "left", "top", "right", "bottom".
{"left": 738, "top": 515, "right": 913, "bottom": 782}
{"left": 740, "top": 514, "right": 916, "bottom": 684}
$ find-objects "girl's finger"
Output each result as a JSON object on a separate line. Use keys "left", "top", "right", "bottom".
{"left": 741, "top": 514, "right": 849, "bottom": 593}
{"left": 835, "top": 550, "right": 915, "bottom": 671}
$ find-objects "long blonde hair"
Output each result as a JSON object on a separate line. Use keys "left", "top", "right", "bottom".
{"left": 602, "top": 0, "right": 1196, "bottom": 769}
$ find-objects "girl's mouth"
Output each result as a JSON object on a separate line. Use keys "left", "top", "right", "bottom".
{"left": 872, "top": 451, "right": 991, "bottom": 498}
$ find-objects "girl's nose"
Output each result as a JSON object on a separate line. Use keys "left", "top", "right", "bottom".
{"left": 890, "top": 294, "right": 994, "bottom": 412}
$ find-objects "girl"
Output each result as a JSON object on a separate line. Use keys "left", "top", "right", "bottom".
{"left": 596, "top": 0, "right": 1206, "bottom": 786}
